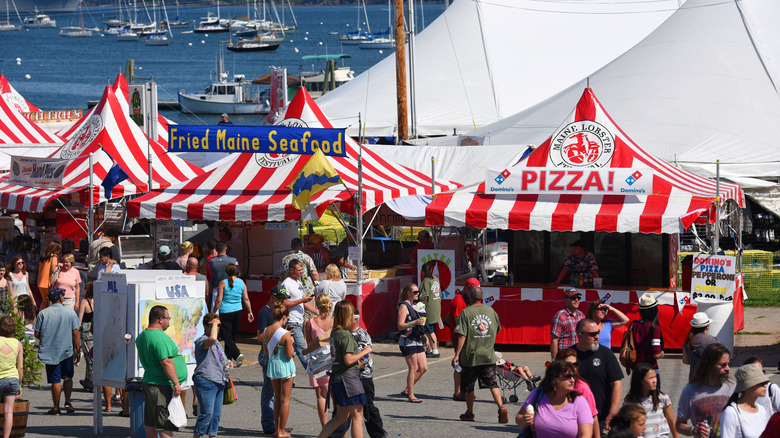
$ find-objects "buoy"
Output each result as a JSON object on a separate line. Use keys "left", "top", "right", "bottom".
{"left": 379, "top": 50, "right": 383, "bottom": 54}
{"left": 16, "top": 58, "right": 21, "bottom": 65}
{"left": 24, "top": 74, "right": 30, "bottom": 80}
{"left": 138, "top": 66, "right": 143, "bottom": 70}
{"left": 304, "top": 37, "right": 308, "bottom": 40}
{"left": 188, "top": 42, "right": 192, "bottom": 46}
{"left": 201, "top": 40, "right": 205, "bottom": 44}
{"left": 319, "top": 42, "right": 322, "bottom": 45}
{"left": 294, "top": 47, "right": 299, "bottom": 53}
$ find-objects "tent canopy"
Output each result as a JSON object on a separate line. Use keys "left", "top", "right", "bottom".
{"left": 0, "top": 86, "right": 202, "bottom": 212}
{"left": 445, "top": 0, "right": 780, "bottom": 182}
{"left": 316, "top": 0, "right": 684, "bottom": 137}
{"left": 128, "top": 88, "right": 461, "bottom": 222}
{"left": 426, "top": 89, "right": 743, "bottom": 234}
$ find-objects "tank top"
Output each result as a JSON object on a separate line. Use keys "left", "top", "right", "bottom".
{"left": 11, "top": 272, "right": 29, "bottom": 297}
{"left": 0, "top": 337, "right": 20, "bottom": 380}
{"left": 82, "top": 299, "right": 94, "bottom": 324}
{"left": 309, "top": 247, "right": 326, "bottom": 271}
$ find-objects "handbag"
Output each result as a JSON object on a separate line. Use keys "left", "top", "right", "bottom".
{"left": 517, "top": 388, "right": 545, "bottom": 438}
{"left": 49, "top": 260, "right": 59, "bottom": 287}
{"left": 223, "top": 376, "right": 237, "bottom": 405}
{"left": 619, "top": 323, "right": 637, "bottom": 375}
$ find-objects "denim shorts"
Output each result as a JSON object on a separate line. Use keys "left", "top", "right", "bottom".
{"left": 0, "top": 378, "right": 19, "bottom": 398}
{"left": 45, "top": 357, "right": 75, "bottom": 384}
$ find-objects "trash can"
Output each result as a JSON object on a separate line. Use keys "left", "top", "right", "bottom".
{"left": 125, "top": 377, "right": 145, "bottom": 438}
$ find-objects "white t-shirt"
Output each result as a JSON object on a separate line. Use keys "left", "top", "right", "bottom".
{"left": 758, "top": 382, "right": 780, "bottom": 414}
{"left": 720, "top": 402, "right": 771, "bottom": 438}
{"left": 282, "top": 277, "right": 304, "bottom": 325}
{"left": 314, "top": 279, "right": 347, "bottom": 313}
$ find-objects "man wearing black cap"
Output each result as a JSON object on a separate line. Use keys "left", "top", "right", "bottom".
{"left": 553, "top": 239, "right": 599, "bottom": 288}
{"left": 550, "top": 288, "right": 585, "bottom": 360}
{"left": 34, "top": 288, "right": 81, "bottom": 415}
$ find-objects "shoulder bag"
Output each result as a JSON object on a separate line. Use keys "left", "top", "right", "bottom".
{"left": 517, "top": 388, "right": 545, "bottom": 438}
{"left": 619, "top": 323, "right": 637, "bottom": 375}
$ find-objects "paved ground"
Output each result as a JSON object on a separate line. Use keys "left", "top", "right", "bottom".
{"left": 18, "top": 307, "right": 780, "bottom": 437}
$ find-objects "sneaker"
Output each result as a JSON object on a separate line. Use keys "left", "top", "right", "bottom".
{"left": 46, "top": 408, "right": 60, "bottom": 416}
{"left": 498, "top": 406, "right": 508, "bottom": 424}
{"left": 236, "top": 353, "right": 244, "bottom": 368}
{"left": 452, "top": 393, "right": 466, "bottom": 402}
{"left": 64, "top": 403, "right": 75, "bottom": 414}
{"left": 79, "top": 379, "right": 93, "bottom": 392}
{"left": 459, "top": 412, "right": 475, "bottom": 422}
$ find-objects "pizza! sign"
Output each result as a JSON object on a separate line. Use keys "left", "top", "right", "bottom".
{"left": 485, "top": 167, "right": 654, "bottom": 195}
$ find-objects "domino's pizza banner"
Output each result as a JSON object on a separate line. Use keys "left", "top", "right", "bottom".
{"left": 485, "top": 167, "right": 654, "bottom": 195}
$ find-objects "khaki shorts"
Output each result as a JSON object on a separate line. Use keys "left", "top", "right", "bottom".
{"left": 142, "top": 383, "right": 179, "bottom": 431}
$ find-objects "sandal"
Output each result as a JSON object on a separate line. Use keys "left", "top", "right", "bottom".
{"left": 46, "top": 408, "right": 60, "bottom": 415}
{"left": 407, "top": 398, "right": 423, "bottom": 403}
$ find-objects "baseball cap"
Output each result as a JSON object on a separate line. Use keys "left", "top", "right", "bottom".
{"left": 465, "top": 278, "right": 480, "bottom": 288}
{"left": 221, "top": 113, "right": 228, "bottom": 118}
{"left": 158, "top": 245, "right": 171, "bottom": 256}
{"left": 48, "top": 288, "right": 65, "bottom": 301}
{"left": 270, "top": 284, "right": 289, "bottom": 299}
{"left": 563, "top": 288, "right": 581, "bottom": 299}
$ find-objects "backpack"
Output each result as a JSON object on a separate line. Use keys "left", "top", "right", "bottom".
{"left": 619, "top": 323, "right": 637, "bottom": 375}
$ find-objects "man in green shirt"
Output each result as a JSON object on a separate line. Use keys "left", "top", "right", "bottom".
{"left": 135, "top": 305, "right": 188, "bottom": 437}
{"left": 452, "top": 286, "right": 508, "bottom": 424}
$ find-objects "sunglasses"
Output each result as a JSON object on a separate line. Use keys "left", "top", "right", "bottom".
{"left": 597, "top": 306, "right": 609, "bottom": 312}
{"left": 580, "top": 330, "right": 600, "bottom": 338}
{"left": 566, "top": 296, "right": 581, "bottom": 301}
{"left": 560, "top": 373, "right": 576, "bottom": 380}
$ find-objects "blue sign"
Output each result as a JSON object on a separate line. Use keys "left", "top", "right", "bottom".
{"left": 168, "top": 125, "right": 347, "bottom": 157}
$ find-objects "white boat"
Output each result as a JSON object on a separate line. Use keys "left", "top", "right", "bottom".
{"left": 339, "top": 0, "right": 370, "bottom": 45}
{"left": 0, "top": 0, "right": 21, "bottom": 31}
{"left": 59, "top": 1, "right": 92, "bottom": 37}
{"left": 178, "top": 49, "right": 270, "bottom": 114}
{"left": 116, "top": 29, "right": 139, "bottom": 40}
{"left": 300, "top": 54, "right": 354, "bottom": 99}
{"left": 359, "top": 37, "right": 394, "bottom": 50}
{"left": 144, "top": 32, "right": 169, "bottom": 45}
{"left": 22, "top": 8, "right": 55, "bottom": 28}
{"left": 142, "top": 0, "right": 173, "bottom": 45}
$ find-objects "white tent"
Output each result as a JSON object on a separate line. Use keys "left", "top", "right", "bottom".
{"left": 443, "top": 0, "right": 780, "bottom": 183}
{"left": 316, "top": 0, "right": 684, "bottom": 137}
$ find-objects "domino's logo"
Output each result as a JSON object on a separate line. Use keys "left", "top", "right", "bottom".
{"left": 625, "top": 170, "right": 643, "bottom": 186}
{"left": 494, "top": 169, "right": 511, "bottom": 185}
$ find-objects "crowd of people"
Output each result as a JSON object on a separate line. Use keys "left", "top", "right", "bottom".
{"left": 3, "top": 232, "right": 780, "bottom": 438}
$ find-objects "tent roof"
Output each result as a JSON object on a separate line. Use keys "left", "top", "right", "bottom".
{"left": 0, "top": 74, "right": 40, "bottom": 113}
{"left": 425, "top": 89, "right": 743, "bottom": 234}
{"left": 0, "top": 92, "right": 62, "bottom": 146}
{"left": 451, "top": 0, "right": 780, "bottom": 180}
{"left": 127, "top": 88, "right": 461, "bottom": 222}
{"left": 315, "top": 0, "right": 684, "bottom": 137}
{"left": 0, "top": 86, "right": 202, "bottom": 212}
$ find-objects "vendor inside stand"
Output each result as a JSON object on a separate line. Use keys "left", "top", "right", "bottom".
{"left": 552, "top": 239, "right": 600, "bottom": 287}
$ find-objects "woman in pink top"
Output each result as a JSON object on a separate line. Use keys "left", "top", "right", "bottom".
{"left": 557, "top": 348, "right": 601, "bottom": 438}
{"left": 304, "top": 294, "right": 334, "bottom": 427}
{"left": 53, "top": 254, "right": 81, "bottom": 311}
{"left": 516, "top": 360, "right": 593, "bottom": 438}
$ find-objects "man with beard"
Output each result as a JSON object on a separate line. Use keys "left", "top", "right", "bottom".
{"left": 575, "top": 318, "right": 623, "bottom": 434}
{"left": 676, "top": 343, "right": 736, "bottom": 438}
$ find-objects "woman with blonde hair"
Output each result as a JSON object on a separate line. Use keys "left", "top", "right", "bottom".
{"left": 175, "top": 241, "right": 194, "bottom": 269}
{"left": 304, "top": 294, "right": 334, "bottom": 426}
{"left": 37, "top": 241, "right": 61, "bottom": 310}
{"left": 263, "top": 300, "right": 296, "bottom": 438}
{"left": 52, "top": 253, "right": 81, "bottom": 311}
{"left": 314, "top": 264, "right": 347, "bottom": 312}
{"left": 318, "top": 300, "right": 372, "bottom": 438}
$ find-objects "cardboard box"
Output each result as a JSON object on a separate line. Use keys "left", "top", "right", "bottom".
{"left": 302, "top": 331, "right": 331, "bottom": 356}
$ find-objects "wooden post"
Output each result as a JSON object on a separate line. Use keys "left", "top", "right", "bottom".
{"left": 394, "top": 0, "right": 408, "bottom": 141}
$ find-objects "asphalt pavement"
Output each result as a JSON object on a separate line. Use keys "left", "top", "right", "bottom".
{"left": 18, "top": 309, "right": 780, "bottom": 437}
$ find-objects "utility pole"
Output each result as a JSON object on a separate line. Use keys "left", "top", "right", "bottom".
{"left": 394, "top": 0, "right": 408, "bottom": 141}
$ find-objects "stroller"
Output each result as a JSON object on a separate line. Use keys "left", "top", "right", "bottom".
{"left": 495, "top": 353, "right": 541, "bottom": 404}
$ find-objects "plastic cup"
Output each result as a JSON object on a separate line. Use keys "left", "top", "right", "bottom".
{"left": 420, "top": 317, "right": 427, "bottom": 326}
{"left": 593, "top": 278, "right": 603, "bottom": 288}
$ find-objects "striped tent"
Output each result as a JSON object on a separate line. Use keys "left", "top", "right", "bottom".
{"left": 0, "top": 86, "right": 202, "bottom": 212}
{"left": 0, "top": 92, "right": 62, "bottom": 146}
{"left": 0, "top": 74, "right": 40, "bottom": 113}
{"left": 57, "top": 74, "right": 173, "bottom": 148}
{"left": 128, "top": 88, "right": 460, "bottom": 222}
{"left": 426, "top": 88, "right": 744, "bottom": 234}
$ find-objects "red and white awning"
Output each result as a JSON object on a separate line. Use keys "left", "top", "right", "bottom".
{"left": 426, "top": 88, "right": 744, "bottom": 234}
{"left": 128, "top": 88, "right": 460, "bottom": 222}
{"left": 0, "top": 86, "right": 202, "bottom": 212}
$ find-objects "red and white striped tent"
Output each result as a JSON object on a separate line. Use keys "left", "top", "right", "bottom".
{"left": 0, "top": 74, "right": 40, "bottom": 113}
{"left": 0, "top": 86, "right": 202, "bottom": 212}
{"left": 57, "top": 74, "right": 173, "bottom": 148}
{"left": 128, "top": 88, "right": 460, "bottom": 222}
{"left": 426, "top": 88, "right": 744, "bottom": 233}
{"left": 0, "top": 92, "right": 62, "bottom": 146}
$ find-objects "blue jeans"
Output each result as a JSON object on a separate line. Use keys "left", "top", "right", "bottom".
{"left": 258, "top": 351, "right": 275, "bottom": 432}
{"left": 193, "top": 375, "right": 225, "bottom": 437}
{"left": 288, "top": 321, "right": 308, "bottom": 368}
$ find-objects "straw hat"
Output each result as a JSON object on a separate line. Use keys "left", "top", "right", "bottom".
{"left": 638, "top": 293, "right": 658, "bottom": 309}
{"left": 734, "top": 363, "right": 769, "bottom": 393}
{"left": 690, "top": 312, "right": 712, "bottom": 328}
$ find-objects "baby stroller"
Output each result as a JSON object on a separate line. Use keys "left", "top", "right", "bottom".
{"left": 495, "top": 352, "right": 541, "bottom": 404}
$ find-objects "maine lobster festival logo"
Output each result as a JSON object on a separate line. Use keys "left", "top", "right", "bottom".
{"left": 60, "top": 115, "right": 102, "bottom": 159}
{"left": 471, "top": 314, "right": 492, "bottom": 337}
{"left": 2, "top": 92, "right": 29, "bottom": 113}
{"left": 550, "top": 121, "right": 614, "bottom": 168}
{"left": 254, "top": 116, "right": 308, "bottom": 168}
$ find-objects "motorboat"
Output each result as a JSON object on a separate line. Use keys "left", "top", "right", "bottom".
{"left": 22, "top": 8, "right": 56, "bottom": 28}
{"left": 116, "top": 27, "right": 139, "bottom": 41}
{"left": 339, "top": 30, "right": 370, "bottom": 45}
{"left": 227, "top": 35, "right": 279, "bottom": 52}
{"left": 178, "top": 50, "right": 270, "bottom": 114}
{"left": 144, "top": 32, "right": 169, "bottom": 45}
{"left": 300, "top": 54, "right": 354, "bottom": 99}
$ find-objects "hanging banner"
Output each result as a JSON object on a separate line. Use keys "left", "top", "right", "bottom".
{"left": 485, "top": 167, "right": 654, "bottom": 195}
{"left": 168, "top": 125, "right": 346, "bottom": 156}
{"left": 9, "top": 156, "right": 68, "bottom": 188}
{"left": 417, "top": 249, "right": 456, "bottom": 300}
{"left": 690, "top": 253, "right": 737, "bottom": 302}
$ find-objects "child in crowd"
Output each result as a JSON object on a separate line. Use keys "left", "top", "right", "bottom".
{"left": 624, "top": 362, "right": 678, "bottom": 438}
{"left": 609, "top": 404, "right": 647, "bottom": 438}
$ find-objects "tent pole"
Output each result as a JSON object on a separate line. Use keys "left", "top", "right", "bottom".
{"left": 712, "top": 160, "right": 720, "bottom": 254}
{"left": 356, "top": 139, "right": 364, "bottom": 282}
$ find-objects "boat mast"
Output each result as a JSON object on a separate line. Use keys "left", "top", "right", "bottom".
{"left": 394, "top": 0, "right": 408, "bottom": 141}
{"left": 362, "top": 0, "right": 370, "bottom": 34}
